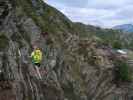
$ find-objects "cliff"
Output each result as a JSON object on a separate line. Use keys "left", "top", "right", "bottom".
{"left": 0, "top": 0, "right": 133, "bottom": 100}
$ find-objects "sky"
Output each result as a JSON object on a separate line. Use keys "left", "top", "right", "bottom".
{"left": 45, "top": 0, "right": 133, "bottom": 28}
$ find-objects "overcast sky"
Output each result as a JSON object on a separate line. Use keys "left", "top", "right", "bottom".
{"left": 46, "top": 0, "right": 133, "bottom": 28}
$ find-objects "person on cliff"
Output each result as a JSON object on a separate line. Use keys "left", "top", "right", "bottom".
{"left": 31, "top": 45, "right": 43, "bottom": 79}
{"left": 31, "top": 45, "right": 42, "bottom": 67}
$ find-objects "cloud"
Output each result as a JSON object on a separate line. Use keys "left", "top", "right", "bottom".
{"left": 46, "top": 0, "right": 133, "bottom": 28}
{"left": 46, "top": 0, "right": 88, "bottom": 8}
{"left": 87, "top": 0, "right": 132, "bottom": 10}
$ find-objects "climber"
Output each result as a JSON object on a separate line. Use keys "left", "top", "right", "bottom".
{"left": 31, "top": 45, "right": 43, "bottom": 79}
{"left": 31, "top": 45, "right": 42, "bottom": 67}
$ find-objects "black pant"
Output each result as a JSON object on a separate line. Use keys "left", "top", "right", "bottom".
{"left": 34, "top": 63, "right": 41, "bottom": 67}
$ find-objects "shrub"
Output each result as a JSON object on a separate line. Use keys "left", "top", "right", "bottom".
{"left": 114, "top": 60, "right": 132, "bottom": 82}
{"left": 112, "top": 41, "right": 122, "bottom": 49}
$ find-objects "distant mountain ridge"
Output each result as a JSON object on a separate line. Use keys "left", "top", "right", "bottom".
{"left": 113, "top": 24, "right": 133, "bottom": 33}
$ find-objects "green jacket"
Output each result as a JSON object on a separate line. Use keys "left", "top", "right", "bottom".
{"left": 31, "top": 49, "right": 42, "bottom": 63}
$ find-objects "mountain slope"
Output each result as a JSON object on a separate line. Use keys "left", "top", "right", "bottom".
{"left": 0, "top": 0, "right": 133, "bottom": 100}
{"left": 113, "top": 24, "right": 133, "bottom": 33}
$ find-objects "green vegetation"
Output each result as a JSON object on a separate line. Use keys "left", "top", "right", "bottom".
{"left": 73, "top": 23, "right": 94, "bottom": 37}
{"left": 16, "top": 0, "right": 74, "bottom": 34}
{"left": 114, "top": 60, "right": 132, "bottom": 82}
{"left": 112, "top": 41, "right": 122, "bottom": 49}
{"left": 0, "top": 34, "right": 9, "bottom": 51}
{"left": 73, "top": 23, "right": 133, "bottom": 50}
{"left": 15, "top": 0, "right": 133, "bottom": 51}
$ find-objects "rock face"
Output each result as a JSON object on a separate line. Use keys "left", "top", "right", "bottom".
{"left": 0, "top": 0, "right": 133, "bottom": 100}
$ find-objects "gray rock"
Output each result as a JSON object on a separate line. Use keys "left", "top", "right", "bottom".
{"left": 0, "top": 0, "right": 133, "bottom": 100}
